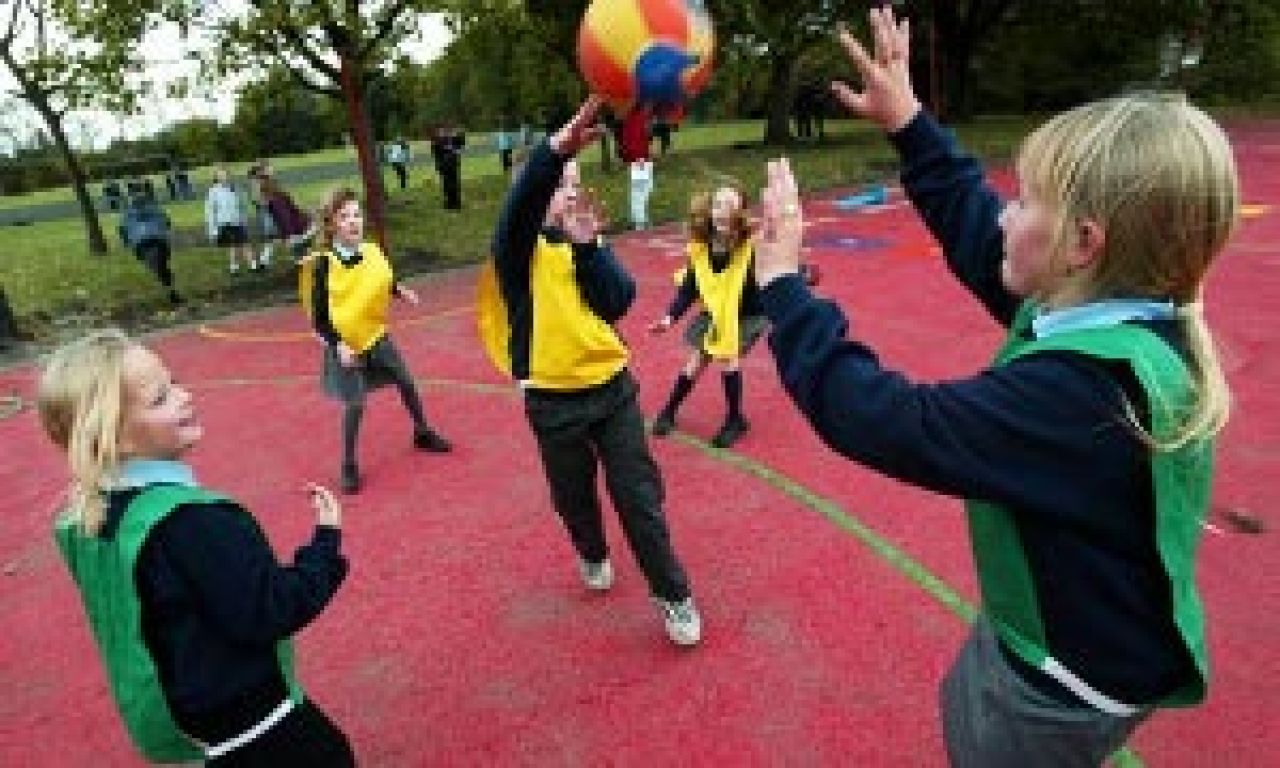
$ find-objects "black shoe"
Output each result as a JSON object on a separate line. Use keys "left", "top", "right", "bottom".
{"left": 711, "top": 415, "right": 749, "bottom": 449}
{"left": 651, "top": 411, "right": 676, "bottom": 437}
{"left": 414, "top": 426, "right": 452, "bottom": 453}
{"left": 341, "top": 463, "right": 361, "bottom": 494}
{"left": 168, "top": 290, "right": 185, "bottom": 306}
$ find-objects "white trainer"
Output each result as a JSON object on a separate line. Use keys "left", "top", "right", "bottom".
{"left": 656, "top": 596, "right": 701, "bottom": 647}
{"left": 578, "top": 558, "right": 614, "bottom": 591}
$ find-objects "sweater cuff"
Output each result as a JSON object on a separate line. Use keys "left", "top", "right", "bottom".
{"left": 887, "top": 110, "right": 942, "bottom": 159}
{"left": 313, "top": 525, "right": 343, "bottom": 550}
{"left": 760, "top": 273, "right": 813, "bottom": 324}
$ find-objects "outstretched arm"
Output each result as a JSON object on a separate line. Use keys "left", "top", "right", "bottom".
{"left": 491, "top": 97, "right": 606, "bottom": 288}
{"left": 828, "top": 7, "right": 1016, "bottom": 325}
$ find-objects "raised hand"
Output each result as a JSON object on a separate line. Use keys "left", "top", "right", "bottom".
{"left": 830, "top": 6, "right": 922, "bottom": 133}
{"left": 307, "top": 483, "right": 342, "bottom": 528}
{"left": 754, "top": 158, "right": 805, "bottom": 288}
{"left": 550, "top": 95, "right": 608, "bottom": 158}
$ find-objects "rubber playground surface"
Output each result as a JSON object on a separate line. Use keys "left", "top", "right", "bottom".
{"left": 2, "top": 122, "right": 1278, "bottom": 766}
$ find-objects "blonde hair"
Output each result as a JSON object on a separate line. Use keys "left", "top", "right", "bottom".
{"left": 688, "top": 183, "right": 753, "bottom": 251}
{"left": 1017, "top": 92, "right": 1240, "bottom": 449}
{"left": 37, "top": 329, "right": 134, "bottom": 535}
{"left": 315, "top": 186, "right": 360, "bottom": 251}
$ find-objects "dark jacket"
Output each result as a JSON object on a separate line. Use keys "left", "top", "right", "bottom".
{"left": 759, "top": 111, "right": 1197, "bottom": 704}
{"left": 103, "top": 487, "right": 346, "bottom": 739}
{"left": 118, "top": 200, "right": 171, "bottom": 248}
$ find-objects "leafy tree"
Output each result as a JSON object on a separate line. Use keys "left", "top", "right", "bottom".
{"left": 704, "top": 0, "right": 863, "bottom": 143}
{"left": 0, "top": 0, "right": 177, "bottom": 254}
{"left": 234, "top": 68, "right": 346, "bottom": 157}
{"left": 202, "top": 1, "right": 447, "bottom": 249}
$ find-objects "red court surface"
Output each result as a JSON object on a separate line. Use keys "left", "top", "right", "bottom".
{"left": 2, "top": 123, "right": 1277, "bottom": 766}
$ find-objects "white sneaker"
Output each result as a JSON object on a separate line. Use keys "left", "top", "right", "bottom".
{"left": 656, "top": 596, "right": 701, "bottom": 647}
{"left": 578, "top": 558, "right": 614, "bottom": 591}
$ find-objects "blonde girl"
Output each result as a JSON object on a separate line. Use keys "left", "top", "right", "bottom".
{"left": 751, "top": 8, "right": 1238, "bottom": 766}
{"left": 649, "top": 183, "right": 765, "bottom": 449}
{"left": 38, "top": 329, "right": 353, "bottom": 764}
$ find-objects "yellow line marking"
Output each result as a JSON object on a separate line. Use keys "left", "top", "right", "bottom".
{"left": 197, "top": 305, "right": 475, "bottom": 343}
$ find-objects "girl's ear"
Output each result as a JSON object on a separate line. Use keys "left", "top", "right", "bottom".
{"left": 1068, "top": 218, "right": 1106, "bottom": 270}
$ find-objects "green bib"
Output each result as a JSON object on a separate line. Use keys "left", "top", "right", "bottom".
{"left": 967, "top": 302, "right": 1211, "bottom": 708}
{"left": 54, "top": 484, "right": 303, "bottom": 762}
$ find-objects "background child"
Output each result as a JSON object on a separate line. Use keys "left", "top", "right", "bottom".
{"left": 481, "top": 96, "right": 701, "bottom": 647}
{"left": 301, "top": 187, "right": 451, "bottom": 494}
{"left": 649, "top": 183, "right": 764, "bottom": 448}
{"left": 752, "top": 8, "right": 1239, "bottom": 765}
{"left": 118, "top": 193, "right": 182, "bottom": 306}
{"left": 260, "top": 174, "right": 314, "bottom": 263}
{"left": 205, "top": 166, "right": 256, "bottom": 275}
{"left": 37, "top": 329, "right": 352, "bottom": 764}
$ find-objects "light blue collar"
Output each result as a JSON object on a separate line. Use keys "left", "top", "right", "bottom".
{"left": 117, "top": 459, "right": 197, "bottom": 489}
{"left": 1032, "top": 298, "right": 1176, "bottom": 339}
{"left": 333, "top": 242, "right": 359, "bottom": 263}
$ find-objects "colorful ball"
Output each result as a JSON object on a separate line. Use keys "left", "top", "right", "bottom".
{"left": 577, "top": 0, "right": 715, "bottom": 115}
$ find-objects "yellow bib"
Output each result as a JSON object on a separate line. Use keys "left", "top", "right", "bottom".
{"left": 688, "top": 239, "right": 753, "bottom": 359}
{"left": 477, "top": 237, "right": 628, "bottom": 390}
{"left": 299, "top": 243, "right": 393, "bottom": 353}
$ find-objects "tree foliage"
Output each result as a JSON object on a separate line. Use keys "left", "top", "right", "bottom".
{"left": 198, "top": 0, "right": 447, "bottom": 247}
{"left": 0, "top": 0, "right": 183, "bottom": 253}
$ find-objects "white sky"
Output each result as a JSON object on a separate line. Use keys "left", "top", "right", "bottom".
{"left": 0, "top": 9, "right": 453, "bottom": 153}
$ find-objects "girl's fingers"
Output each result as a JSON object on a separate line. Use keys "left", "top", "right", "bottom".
{"left": 830, "top": 81, "right": 866, "bottom": 116}
{"left": 836, "top": 24, "right": 876, "bottom": 78}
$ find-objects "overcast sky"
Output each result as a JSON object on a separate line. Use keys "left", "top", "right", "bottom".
{"left": 0, "top": 9, "right": 453, "bottom": 154}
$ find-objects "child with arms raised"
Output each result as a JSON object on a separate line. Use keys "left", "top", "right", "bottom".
{"left": 754, "top": 8, "right": 1238, "bottom": 766}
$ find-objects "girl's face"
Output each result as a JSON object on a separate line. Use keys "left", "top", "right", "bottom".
{"left": 998, "top": 182, "right": 1059, "bottom": 299}
{"left": 710, "top": 187, "right": 743, "bottom": 236}
{"left": 331, "top": 199, "right": 364, "bottom": 247}
{"left": 119, "top": 346, "right": 202, "bottom": 461}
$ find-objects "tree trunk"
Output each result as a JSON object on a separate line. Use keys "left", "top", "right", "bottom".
{"left": 763, "top": 54, "right": 795, "bottom": 145}
{"left": 339, "top": 55, "right": 389, "bottom": 251}
{"left": 24, "top": 86, "right": 108, "bottom": 255}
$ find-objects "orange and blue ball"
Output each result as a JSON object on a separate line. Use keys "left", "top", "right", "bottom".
{"left": 577, "top": 0, "right": 715, "bottom": 115}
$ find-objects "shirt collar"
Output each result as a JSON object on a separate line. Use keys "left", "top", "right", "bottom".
{"left": 333, "top": 242, "right": 359, "bottom": 263}
{"left": 116, "top": 459, "right": 198, "bottom": 489}
{"left": 1032, "top": 298, "right": 1176, "bottom": 339}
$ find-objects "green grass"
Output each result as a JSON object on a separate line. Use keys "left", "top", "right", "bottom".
{"left": 0, "top": 117, "right": 1036, "bottom": 342}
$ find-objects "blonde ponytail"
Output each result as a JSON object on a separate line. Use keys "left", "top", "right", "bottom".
{"left": 1159, "top": 303, "right": 1231, "bottom": 451}
{"left": 37, "top": 330, "right": 133, "bottom": 535}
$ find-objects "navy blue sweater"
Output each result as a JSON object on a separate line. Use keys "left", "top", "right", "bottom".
{"left": 760, "top": 111, "right": 1195, "bottom": 705}
{"left": 103, "top": 488, "right": 347, "bottom": 741}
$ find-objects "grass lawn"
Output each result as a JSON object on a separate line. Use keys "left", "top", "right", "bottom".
{"left": 0, "top": 116, "right": 1035, "bottom": 355}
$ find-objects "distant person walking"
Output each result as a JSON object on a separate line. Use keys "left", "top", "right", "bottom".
{"left": 119, "top": 195, "right": 182, "bottom": 306}
{"left": 387, "top": 138, "right": 411, "bottom": 191}
{"left": 248, "top": 160, "right": 278, "bottom": 268}
{"left": 430, "top": 124, "right": 465, "bottom": 211}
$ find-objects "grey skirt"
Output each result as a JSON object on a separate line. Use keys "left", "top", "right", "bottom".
{"left": 321, "top": 334, "right": 412, "bottom": 402}
{"left": 683, "top": 311, "right": 768, "bottom": 356}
